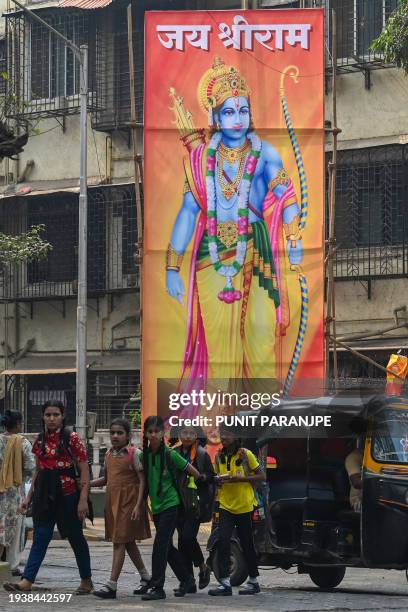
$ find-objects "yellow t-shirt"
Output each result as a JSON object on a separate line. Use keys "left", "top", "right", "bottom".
{"left": 215, "top": 448, "right": 259, "bottom": 514}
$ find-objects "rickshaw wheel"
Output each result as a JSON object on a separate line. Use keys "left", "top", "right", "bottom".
{"left": 212, "top": 542, "right": 249, "bottom": 586}
{"left": 308, "top": 566, "right": 346, "bottom": 590}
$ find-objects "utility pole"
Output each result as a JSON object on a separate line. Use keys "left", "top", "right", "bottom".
{"left": 12, "top": 0, "right": 88, "bottom": 440}
{"left": 77, "top": 44, "right": 88, "bottom": 441}
{"left": 127, "top": 5, "right": 143, "bottom": 410}
{"left": 326, "top": 9, "right": 339, "bottom": 390}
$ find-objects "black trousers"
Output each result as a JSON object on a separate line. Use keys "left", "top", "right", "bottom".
{"left": 176, "top": 513, "right": 204, "bottom": 577}
{"left": 218, "top": 509, "right": 259, "bottom": 580}
{"left": 151, "top": 505, "right": 190, "bottom": 590}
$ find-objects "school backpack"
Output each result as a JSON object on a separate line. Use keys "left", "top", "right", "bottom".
{"left": 194, "top": 445, "right": 216, "bottom": 523}
{"left": 165, "top": 447, "right": 200, "bottom": 519}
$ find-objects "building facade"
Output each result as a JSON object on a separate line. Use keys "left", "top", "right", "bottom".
{"left": 0, "top": 0, "right": 406, "bottom": 453}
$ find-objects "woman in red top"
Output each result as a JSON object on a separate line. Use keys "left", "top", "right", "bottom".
{"left": 3, "top": 400, "right": 92, "bottom": 594}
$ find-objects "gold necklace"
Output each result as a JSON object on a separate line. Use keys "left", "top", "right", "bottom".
{"left": 218, "top": 139, "right": 250, "bottom": 164}
{"left": 217, "top": 141, "right": 250, "bottom": 200}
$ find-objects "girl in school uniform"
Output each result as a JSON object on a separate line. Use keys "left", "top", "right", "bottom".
{"left": 91, "top": 418, "right": 151, "bottom": 599}
{"left": 141, "top": 415, "right": 201, "bottom": 601}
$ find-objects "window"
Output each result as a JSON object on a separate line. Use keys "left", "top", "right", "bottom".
{"left": 372, "top": 408, "right": 408, "bottom": 465}
{"left": 90, "top": 371, "right": 139, "bottom": 430}
{"left": 327, "top": 0, "right": 399, "bottom": 61}
{"left": 333, "top": 146, "right": 408, "bottom": 280}
{"left": 27, "top": 197, "right": 78, "bottom": 284}
{"left": 93, "top": 0, "right": 187, "bottom": 131}
{"left": 328, "top": 0, "right": 354, "bottom": 59}
{"left": 5, "top": 10, "right": 96, "bottom": 119}
{"left": 335, "top": 147, "right": 406, "bottom": 249}
{"left": 0, "top": 186, "right": 138, "bottom": 299}
{"left": 88, "top": 186, "right": 138, "bottom": 292}
{"left": 356, "top": 0, "right": 398, "bottom": 56}
{"left": 30, "top": 13, "right": 89, "bottom": 101}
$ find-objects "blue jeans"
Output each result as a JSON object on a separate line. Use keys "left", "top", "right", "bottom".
{"left": 23, "top": 493, "right": 91, "bottom": 583}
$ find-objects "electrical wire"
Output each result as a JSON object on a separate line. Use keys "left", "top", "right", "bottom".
{"left": 205, "top": 11, "right": 326, "bottom": 80}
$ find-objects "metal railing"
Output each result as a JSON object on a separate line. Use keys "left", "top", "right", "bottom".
{"left": 0, "top": 185, "right": 139, "bottom": 300}
{"left": 332, "top": 145, "right": 408, "bottom": 281}
{"left": 312, "top": 0, "right": 400, "bottom": 73}
{"left": 92, "top": 8, "right": 143, "bottom": 131}
{"left": 87, "top": 370, "right": 140, "bottom": 430}
{"left": 4, "top": 9, "right": 97, "bottom": 120}
{"left": 92, "top": 0, "right": 187, "bottom": 131}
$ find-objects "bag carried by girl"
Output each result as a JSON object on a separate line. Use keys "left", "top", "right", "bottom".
{"left": 165, "top": 448, "right": 200, "bottom": 518}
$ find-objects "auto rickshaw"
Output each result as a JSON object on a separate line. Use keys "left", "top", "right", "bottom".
{"left": 207, "top": 395, "right": 408, "bottom": 590}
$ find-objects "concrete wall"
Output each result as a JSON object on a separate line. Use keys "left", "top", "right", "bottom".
{"left": 8, "top": 119, "right": 144, "bottom": 184}
{"left": 335, "top": 278, "right": 408, "bottom": 339}
{"left": 0, "top": 292, "right": 140, "bottom": 399}
{"left": 326, "top": 68, "right": 408, "bottom": 150}
{"left": 327, "top": 68, "right": 408, "bottom": 340}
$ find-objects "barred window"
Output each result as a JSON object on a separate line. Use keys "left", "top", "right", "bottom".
{"left": 333, "top": 146, "right": 408, "bottom": 280}
{"left": 335, "top": 146, "right": 406, "bottom": 249}
{"left": 28, "top": 197, "right": 78, "bottom": 284}
{"left": 325, "top": 0, "right": 399, "bottom": 65}
{"left": 0, "top": 185, "right": 139, "bottom": 299}
{"left": 89, "top": 371, "right": 140, "bottom": 430}
{"left": 30, "top": 13, "right": 89, "bottom": 101}
{"left": 93, "top": 0, "right": 187, "bottom": 131}
{"left": 5, "top": 10, "right": 96, "bottom": 120}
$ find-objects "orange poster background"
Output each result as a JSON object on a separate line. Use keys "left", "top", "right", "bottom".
{"left": 143, "top": 9, "right": 325, "bottom": 419}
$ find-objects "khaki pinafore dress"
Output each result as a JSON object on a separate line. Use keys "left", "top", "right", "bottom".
{"left": 104, "top": 448, "right": 151, "bottom": 544}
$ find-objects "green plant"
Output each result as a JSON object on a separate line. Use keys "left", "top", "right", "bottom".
{"left": 0, "top": 224, "right": 52, "bottom": 266}
{"left": 128, "top": 387, "right": 142, "bottom": 429}
{"left": 371, "top": 0, "right": 408, "bottom": 73}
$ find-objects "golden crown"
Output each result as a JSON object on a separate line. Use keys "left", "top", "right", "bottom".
{"left": 197, "top": 57, "right": 250, "bottom": 123}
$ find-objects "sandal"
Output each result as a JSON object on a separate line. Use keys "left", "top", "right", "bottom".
{"left": 3, "top": 582, "right": 32, "bottom": 593}
{"left": 74, "top": 582, "right": 94, "bottom": 595}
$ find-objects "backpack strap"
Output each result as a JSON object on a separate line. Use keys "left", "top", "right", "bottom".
{"left": 214, "top": 451, "right": 221, "bottom": 474}
{"left": 164, "top": 446, "right": 174, "bottom": 472}
{"left": 195, "top": 445, "right": 207, "bottom": 474}
{"left": 239, "top": 448, "right": 252, "bottom": 478}
{"left": 127, "top": 445, "right": 136, "bottom": 468}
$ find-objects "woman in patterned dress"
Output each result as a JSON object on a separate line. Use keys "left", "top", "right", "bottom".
{"left": 0, "top": 410, "right": 35, "bottom": 574}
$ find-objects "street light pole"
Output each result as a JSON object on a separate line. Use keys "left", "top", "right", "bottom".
{"left": 11, "top": 0, "right": 88, "bottom": 440}
{"left": 76, "top": 45, "right": 88, "bottom": 441}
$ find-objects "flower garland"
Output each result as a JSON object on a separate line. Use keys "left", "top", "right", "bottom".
{"left": 205, "top": 131, "right": 262, "bottom": 303}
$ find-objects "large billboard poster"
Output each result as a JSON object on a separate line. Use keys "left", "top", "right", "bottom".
{"left": 143, "top": 9, "right": 324, "bottom": 431}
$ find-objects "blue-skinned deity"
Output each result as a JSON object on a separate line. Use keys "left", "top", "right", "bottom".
{"left": 165, "top": 57, "right": 304, "bottom": 395}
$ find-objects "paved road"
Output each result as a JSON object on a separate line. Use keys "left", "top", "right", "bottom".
{"left": 1, "top": 541, "right": 408, "bottom": 612}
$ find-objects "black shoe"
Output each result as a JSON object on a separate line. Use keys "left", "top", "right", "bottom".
{"left": 93, "top": 586, "right": 116, "bottom": 599}
{"left": 174, "top": 576, "right": 197, "bottom": 597}
{"left": 198, "top": 566, "right": 211, "bottom": 590}
{"left": 238, "top": 582, "right": 260, "bottom": 595}
{"left": 208, "top": 584, "right": 232, "bottom": 596}
{"left": 142, "top": 587, "right": 166, "bottom": 601}
{"left": 133, "top": 580, "right": 150, "bottom": 595}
